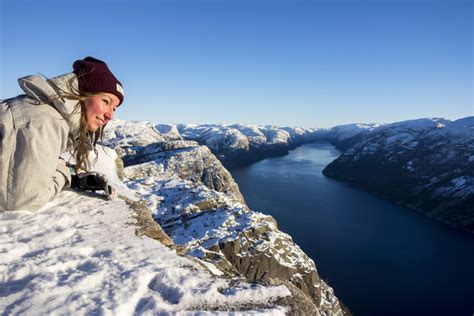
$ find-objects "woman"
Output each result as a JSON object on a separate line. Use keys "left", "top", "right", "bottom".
{"left": 0, "top": 57, "right": 124, "bottom": 211}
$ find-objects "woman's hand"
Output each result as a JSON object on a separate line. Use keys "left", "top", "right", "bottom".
{"left": 71, "top": 171, "right": 116, "bottom": 200}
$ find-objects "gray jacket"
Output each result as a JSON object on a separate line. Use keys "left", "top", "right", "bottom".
{"left": 0, "top": 73, "right": 82, "bottom": 211}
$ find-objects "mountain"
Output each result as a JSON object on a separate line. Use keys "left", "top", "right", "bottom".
{"left": 322, "top": 117, "right": 474, "bottom": 231}
{"left": 105, "top": 120, "right": 323, "bottom": 170}
{"left": 319, "top": 122, "right": 382, "bottom": 151}
{"left": 106, "top": 117, "right": 474, "bottom": 232}
{"left": 174, "top": 123, "right": 322, "bottom": 168}
{"left": 104, "top": 120, "right": 348, "bottom": 315}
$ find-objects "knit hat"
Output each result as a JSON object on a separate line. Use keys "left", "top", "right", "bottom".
{"left": 72, "top": 56, "right": 124, "bottom": 105}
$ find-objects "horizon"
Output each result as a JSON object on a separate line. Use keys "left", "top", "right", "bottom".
{"left": 1, "top": 0, "right": 472, "bottom": 128}
{"left": 117, "top": 115, "right": 471, "bottom": 130}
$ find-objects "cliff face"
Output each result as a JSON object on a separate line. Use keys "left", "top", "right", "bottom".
{"left": 323, "top": 117, "right": 474, "bottom": 232}
{"left": 104, "top": 120, "right": 347, "bottom": 315}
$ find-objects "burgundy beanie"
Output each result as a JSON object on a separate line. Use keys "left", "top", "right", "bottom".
{"left": 72, "top": 56, "right": 124, "bottom": 105}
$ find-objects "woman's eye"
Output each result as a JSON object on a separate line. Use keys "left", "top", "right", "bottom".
{"left": 103, "top": 99, "right": 109, "bottom": 104}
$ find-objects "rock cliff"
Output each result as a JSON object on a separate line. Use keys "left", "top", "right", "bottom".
{"left": 104, "top": 120, "right": 347, "bottom": 315}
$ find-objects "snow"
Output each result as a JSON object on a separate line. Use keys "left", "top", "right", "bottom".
{"left": 328, "top": 118, "right": 453, "bottom": 144}
{"left": 155, "top": 124, "right": 183, "bottom": 140}
{"left": 433, "top": 176, "right": 474, "bottom": 198}
{"left": 259, "top": 127, "right": 291, "bottom": 145}
{"left": 176, "top": 123, "right": 319, "bottom": 150}
{"left": 205, "top": 127, "right": 249, "bottom": 151}
{"left": 104, "top": 119, "right": 165, "bottom": 152}
{"left": 327, "top": 122, "right": 381, "bottom": 141}
{"left": 429, "top": 116, "right": 474, "bottom": 139}
{"left": 124, "top": 158, "right": 318, "bottom": 274}
{"left": 383, "top": 132, "right": 420, "bottom": 150}
{"left": 405, "top": 161, "right": 414, "bottom": 172}
{"left": 61, "top": 145, "right": 137, "bottom": 201}
{"left": 382, "top": 117, "right": 450, "bottom": 131}
{"left": 385, "top": 132, "right": 413, "bottom": 144}
{"left": 228, "top": 124, "right": 268, "bottom": 145}
{"left": 0, "top": 193, "right": 290, "bottom": 314}
{"left": 451, "top": 176, "right": 467, "bottom": 187}
{"left": 1, "top": 146, "right": 291, "bottom": 314}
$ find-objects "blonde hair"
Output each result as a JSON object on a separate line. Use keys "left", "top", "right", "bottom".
{"left": 48, "top": 75, "right": 105, "bottom": 171}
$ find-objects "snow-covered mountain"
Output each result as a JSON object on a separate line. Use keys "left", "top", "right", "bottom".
{"left": 107, "top": 117, "right": 473, "bottom": 233}
{"left": 323, "top": 117, "right": 474, "bottom": 231}
{"left": 106, "top": 120, "right": 323, "bottom": 169}
{"left": 174, "top": 123, "right": 322, "bottom": 168}
{"left": 101, "top": 120, "right": 347, "bottom": 314}
{"left": 318, "top": 122, "right": 383, "bottom": 151}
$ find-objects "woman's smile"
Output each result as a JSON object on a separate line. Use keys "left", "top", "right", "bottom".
{"left": 84, "top": 93, "right": 120, "bottom": 132}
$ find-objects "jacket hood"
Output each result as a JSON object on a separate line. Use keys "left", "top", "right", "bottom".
{"left": 18, "top": 73, "right": 82, "bottom": 145}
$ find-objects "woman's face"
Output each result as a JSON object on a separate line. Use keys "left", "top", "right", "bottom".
{"left": 84, "top": 93, "right": 120, "bottom": 132}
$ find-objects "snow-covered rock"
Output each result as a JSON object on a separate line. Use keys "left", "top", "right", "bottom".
{"left": 155, "top": 124, "right": 183, "bottom": 141}
{"left": 1, "top": 151, "right": 295, "bottom": 314}
{"left": 320, "top": 122, "right": 382, "bottom": 151}
{"left": 100, "top": 123, "right": 346, "bottom": 314}
{"left": 176, "top": 124, "right": 321, "bottom": 168}
{"left": 227, "top": 124, "right": 268, "bottom": 147}
{"left": 323, "top": 117, "right": 474, "bottom": 231}
{"left": 123, "top": 145, "right": 345, "bottom": 315}
{"left": 107, "top": 121, "right": 322, "bottom": 169}
{"left": 104, "top": 119, "right": 165, "bottom": 156}
{"left": 125, "top": 143, "right": 246, "bottom": 205}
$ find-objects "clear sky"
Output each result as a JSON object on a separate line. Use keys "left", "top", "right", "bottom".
{"left": 1, "top": 0, "right": 472, "bottom": 128}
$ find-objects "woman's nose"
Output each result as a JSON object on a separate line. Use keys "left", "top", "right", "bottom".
{"left": 104, "top": 110, "right": 113, "bottom": 121}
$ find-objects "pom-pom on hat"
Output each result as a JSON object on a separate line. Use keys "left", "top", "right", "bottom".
{"left": 72, "top": 56, "right": 124, "bottom": 105}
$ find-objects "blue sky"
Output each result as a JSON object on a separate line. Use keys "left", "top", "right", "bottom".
{"left": 1, "top": 0, "right": 472, "bottom": 128}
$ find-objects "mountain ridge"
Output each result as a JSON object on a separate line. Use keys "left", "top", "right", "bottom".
{"left": 106, "top": 116, "right": 473, "bottom": 232}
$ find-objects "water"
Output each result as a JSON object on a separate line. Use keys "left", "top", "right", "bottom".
{"left": 231, "top": 142, "right": 474, "bottom": 316}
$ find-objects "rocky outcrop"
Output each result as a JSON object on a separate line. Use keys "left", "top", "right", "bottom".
{"left": 323, "top": 117, "right": 474, "bottom": 232}
{"left": 121, "top": 143, "right": 346, "bottom": 315}
{"left": 123, "top": 140, "right": 245, "bottom": 205}
{"left": 1, "top": 188, "right": 296, "bottom": 314}
{"left": 126, "top": 198, "right": 174, "bottom": 248}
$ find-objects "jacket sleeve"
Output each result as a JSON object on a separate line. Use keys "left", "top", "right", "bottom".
{"left": 1, "top": 98, "right": 71, "bottom": 211}
{"left": 53, "top": 162, "right": 72, "bottom": 191}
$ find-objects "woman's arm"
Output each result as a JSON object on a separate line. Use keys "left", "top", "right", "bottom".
{"left": 0, "top": 99, "right": 70, "bottom": 211}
